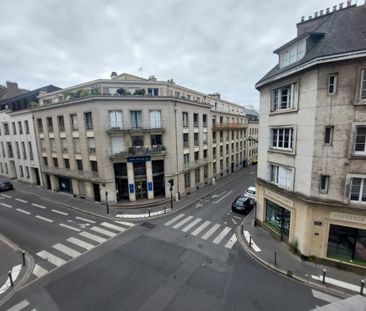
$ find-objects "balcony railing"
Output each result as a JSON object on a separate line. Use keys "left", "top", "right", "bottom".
{"left": 213, "top": 122, "right": 247, "bottom": 130}
{"left": 183, "top": 158, "right": 208, "bottom": 170}
{"left": 41, "top": 166, "right": 99, "bottom": 180}
{"left": 106, "top": 123, "right": 164, "bottom": 133}
{"left": 109, "top": 145, "right": 166, "bottom": 158}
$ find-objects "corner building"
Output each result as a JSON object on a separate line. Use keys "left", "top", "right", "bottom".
{"left": 256, "top": 3, "right": 366, "bottom": 267}
{"left": 34, "top": 73, "right": 253, "bottom": 204}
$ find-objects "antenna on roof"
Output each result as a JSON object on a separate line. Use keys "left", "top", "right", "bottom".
{"left": 138, "top": 66, "right": 143, "bottom": 77}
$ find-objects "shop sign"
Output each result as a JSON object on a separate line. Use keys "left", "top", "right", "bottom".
{"left": 264, "top": 189, "right": 293, "bottom": 208}
{"left": 330, "top": 212, "right": 366, "bottom": 225}
{"left": 127, "top": 156, "right": 151, "bottom": 163}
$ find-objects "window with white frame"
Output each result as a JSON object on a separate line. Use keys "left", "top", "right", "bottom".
{"left": 272, "top": 84, "right": 295, "bottom": 111}
{"left": 350, "top": 177, "right": 366, "bottom": 203}
{"left": 360, "top": 69, "right": 366, "bottom": 100}
{"left": 130, "top": 111, "right": 142, "bottom": 128}
{"left": 149, "top": 111, "right": 161, "bottom": 128}
{"left": 109, "top": 111, "right": 123, "bottom": 129}
{"left": 279, "top": 40, "right": 305, "bottom": 68}
{"left": 354, "top": 125, "right": 366, "bottom": 154}
{"left": 271, "top": 128, "right": 294, "bottom": 151}
{"left": 320, "top": 175, "right": 330, "bottom": 193}
{"left": 269, "top": 164, "right": 294, "bottom": 190}
{"left": 328, "top": 74, "right": 337, "bottom": 95}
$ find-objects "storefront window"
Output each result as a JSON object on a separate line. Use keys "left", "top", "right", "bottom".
{"left": 327, "top": 224, "right": 366, "bottom": 263}
{"left": 265, "top": 200, "right": 291, "bottom": 240}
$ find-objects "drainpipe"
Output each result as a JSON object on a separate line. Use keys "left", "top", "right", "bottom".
{"left": 174, "top": 102, "right": 180, "bottom": 199}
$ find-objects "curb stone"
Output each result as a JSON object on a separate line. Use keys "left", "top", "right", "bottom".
{"left": 235, "top": 224, "right": 352, "bottom": 299}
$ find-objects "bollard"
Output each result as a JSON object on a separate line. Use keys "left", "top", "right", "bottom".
{"left": 148, "top": 208, "right": 151, "bottom": 217}
{"left": 8, "top": 271, "right": 13, "bottom": 287}
{"left": 361, "top": 280, "right": 365, "bottom": 296}
{"left": 164, "top": 204, "right": 166, "bottom": 214}
{"left": 322, "top": 269, "right": 326, "bottom": 284}
{"left": 249, "top": 236, "right": 252, "bottom": 248}
{"left": 274, "top": 251, "right": 277, "bottom": 266}
{"left": 22, "top": 251, "right": 26, "bottom": 266}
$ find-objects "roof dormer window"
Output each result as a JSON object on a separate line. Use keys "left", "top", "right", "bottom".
{"left": 280, "top": 40, "right": 305, "bottom": 68}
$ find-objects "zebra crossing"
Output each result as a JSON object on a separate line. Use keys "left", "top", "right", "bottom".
{"left": 164, "top": 214, "right": 237, "bottom": 249}
{"left": 31, "top": 221, "right": 135, "bottom": 280}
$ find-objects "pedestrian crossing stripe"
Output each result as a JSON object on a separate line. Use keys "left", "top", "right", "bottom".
{"left": 164, "top": 215, "right": 238, "bottom": 249}
{"left": 90, "top": 226, "right": 117, "bottom": 238}
{"left": 67, "top": 237, "right": 95, "bottom": 250}
{"left": 52, "top": 243, "right": 81, "bottom": 258}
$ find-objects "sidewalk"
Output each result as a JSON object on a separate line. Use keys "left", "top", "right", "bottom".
{"left": 237, "top": 212, "right": 366, "bottom": 298}
{"left": 11, "top": 165, "right": 256, "bottom": 221}
{"left": 0, "top": 235, "right": 33, "bottom": 303}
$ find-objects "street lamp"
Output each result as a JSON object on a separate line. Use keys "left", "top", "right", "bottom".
{"left": 105, "top": 191, "right": 109, "bottom": 214}
{"left": 168, "top": 179, "right": 174, "bottom": 209}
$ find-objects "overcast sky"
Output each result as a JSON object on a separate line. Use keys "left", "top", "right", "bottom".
{"left": 1, "top": 0, "right": 345, "bottom": 110}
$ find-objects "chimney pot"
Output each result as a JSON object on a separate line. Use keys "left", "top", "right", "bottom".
{"left": 308, "top": 15, "right": 312, "bottom": 19}
{"left": 314, "top": 12, "right": 319, "bottom": 17}
{"left": 320, "top": 10, "right": 324, "bottom": 16}
{"left": 339, "top": 3, "right": 343, "bottom": 9}
{"left": 333, "top": 5, "right": 337, "bottom": 11}
{"left": 301, "top": 16, "right": 305, "bottom": 22}
{"left": 326, "top": 8, "right": 330, "bottom": 14}
{"left": 347, "top": 0, "right": 351, "bottom": 7}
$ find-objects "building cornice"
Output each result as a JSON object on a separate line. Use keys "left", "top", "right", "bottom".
{"left": 256, "top": 50, "right": 366, "bottom": 89}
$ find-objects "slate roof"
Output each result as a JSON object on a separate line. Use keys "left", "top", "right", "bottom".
{"left": 256, "top": 4, "right": 366, "bottom": 89}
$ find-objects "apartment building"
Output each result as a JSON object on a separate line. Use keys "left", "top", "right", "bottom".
{"left": 0, "top": 109, "right": 42, "bottom": 185}
{"left": 255, "top": 2, "right": 366, "bottom": 267}
{"left": 246, "top": 112, "right": 259, "bottom": 164}
{"left": 34, "top": 73, "right": 252, "bottom": 204}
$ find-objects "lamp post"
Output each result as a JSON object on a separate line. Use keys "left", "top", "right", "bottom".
{"left": 105, "top": 191, "right": 109, "bottom": 214}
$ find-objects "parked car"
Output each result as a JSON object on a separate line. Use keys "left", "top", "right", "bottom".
{"left": 244, "top": 186, "right": 256, "bottom": 200}
{"left": 252, "top": 159, "right": 258, "bottom": 165}
{"left": 0, "top": 180, "right": 13, "bottom": 192}
{"left": 231, "top": 196, "right": 255, "bottom": 215}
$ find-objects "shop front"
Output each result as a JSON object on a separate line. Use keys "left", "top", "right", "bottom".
{"left": 265, "top": 199, "right": 291, "bottom": 242}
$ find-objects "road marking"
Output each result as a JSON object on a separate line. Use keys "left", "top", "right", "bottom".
{"left": 114, "top": 220, "right": 135, "bottom": 227}
{"left": 231, "top": 219, "right": 237, "bottom": 225}
{"left": 51, "top": 209, "right": 68, "bottom": 216}
{"left": 311, "top": 289, "right": 340, "bottom": 303}
{"left": 211, "top": 191, "right": 226, "bottom": 198}
{"left": 16, "top": 208, "right": 31, "bottom": 215}
{"left": 232, "top": 215, "right": 241, "bottom": 220}
{"left": 164, "top": 213, "right": 185, "bottom": 226}
{"left": 244, "top": 230, "right": 261, "bottom": 252}
{"left": 59, "top": 223, "right": 81, "bottom": 232}
{"left": 182, "top": 218, "right": 202, "bottom": 232}
{"left": 1, "top": 194, "right": 11, "bottom": 198}
{"left": 36, "top": 250, "right": 66, "bottom": 267}
{"left": 53, "top": 243, "right": 81, "bottom": 258}
{"left": 191, "top": 220, "right": 211, "bottom": 236}
{"left": 32, "top": 264, "right": 48, "bottom": 278}
{"left": 201, "top": 224, "right": 221, "bottom": 240}
{"left": 35, "top": 215, "right": 53, "bottom": 223}
{"left": 79, "top": 231, "right": 107, "bottom": 243}
{"left": 101, "top": 222, "right": 127, "bottom": 232}
{"left": 213, "top": 191, "right": 233, "bottom": 204}
{"left": 67, "top": 237, "right": 95, "bottom": 250}
{"left": 6, "top": 300, "right": 29, "bottom": 311}
{"left": 75, "top": 216, "right": 96, "bottom": 223}
{"left": 15, "top": 198, "right": 27, "bottom": 203}
{"left": 212, "top": 227, "right": 231, "bottom": 244}
{"left": 90, "top": 226, "right": 116, "bottom": 238}
{"left": 0, "top": 264, "right": 22, "bottom": 295}
{"left": 225, "top": 234, "right": 237, "bottom": 249}
{"left": 0, "top": 202, "right": 12, "bottom": 208}
{"left": 173, "top": 216, "right": 194, "bottom": 229}
{"left": 311, "top": 275, "right": 360, "bottom": 292}
{"left": 32, "top": 203, "right": 46, "bottom": 209}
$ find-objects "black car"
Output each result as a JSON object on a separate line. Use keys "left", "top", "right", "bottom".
{"left": 0, "top": 181, "right": 13, "bottom": 192}
{"left": 231, "top": 196, "right": 255, "bottom": 215}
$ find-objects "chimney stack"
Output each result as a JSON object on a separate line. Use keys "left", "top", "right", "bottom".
{"left": 326, "top": 8, "right": 330, "bottom": 14}
{"left": 301, "top": 16, "right": 305, "bottom": 22}
{"left": 314, "top": 12, "right": 319, "bottom": 17}
{"left": 320, "top": 10, "right": 324, "bottom": 16}
{"left": 339, "top": 3, "right": 343, "bottom": 9}
{"left": 308, "top": 15, "right": 312, "bottom": 19}
{"left": 347, "top": 0, "right": 351, "bottom": 7}
{"left": 333, "top": 5, "right": 337, "bottom": 12}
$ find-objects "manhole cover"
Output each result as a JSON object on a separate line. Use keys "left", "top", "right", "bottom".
{"left": 141, "top": 222, "right": 156, "bottom": 229}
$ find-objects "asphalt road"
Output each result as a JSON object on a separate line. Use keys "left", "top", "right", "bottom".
{"left": 1, "top": 167, "right": 333, "bottom": 311}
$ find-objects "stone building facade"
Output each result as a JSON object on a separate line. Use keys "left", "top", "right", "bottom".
{"left": 256, "top": 3, "right": 366, "bottom": 267}
{"left": 33, "top": 73, "right": 256, "bottom": 204}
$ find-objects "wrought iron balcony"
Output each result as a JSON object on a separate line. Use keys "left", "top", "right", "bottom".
{"left": 109, "top": 145, "right": 166, "bottom": 159}
{"left": 41, "top": 166, "right": 99, "bottom": 180}
{"left": 213, "top": 122, "right": 247, "bottom": 130}
{"left": 106, "top": 123, "right": 165, "bottom": 133}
